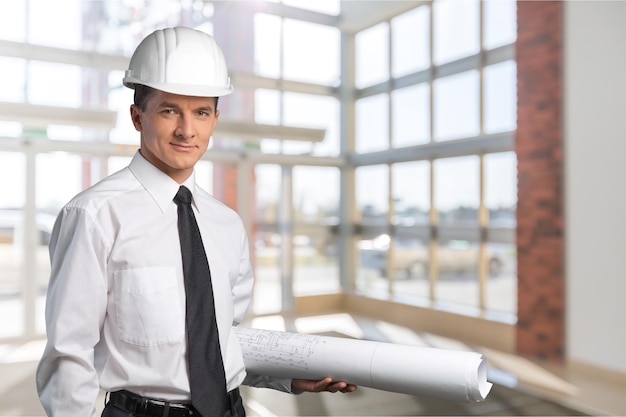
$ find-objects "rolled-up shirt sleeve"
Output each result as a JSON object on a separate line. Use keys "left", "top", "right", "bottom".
{"left": 36, "top": 205, "right": 109, "bottom": 417}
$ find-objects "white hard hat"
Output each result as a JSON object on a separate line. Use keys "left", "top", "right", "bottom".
{"left": 123, "top": 26, "right": 234, "bottom": 97}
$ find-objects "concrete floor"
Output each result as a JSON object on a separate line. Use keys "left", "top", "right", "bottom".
{"left": 1, "top": 315, "right": 623, "bottom": 416}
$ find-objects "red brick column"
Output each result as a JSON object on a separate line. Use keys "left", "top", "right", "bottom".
{"left": 516, "top": 1, "right": 565, "bottom": 361}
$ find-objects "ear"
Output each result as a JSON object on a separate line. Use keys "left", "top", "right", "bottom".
{"left": 130, "top": 105, "right": 143, "bottom": 132}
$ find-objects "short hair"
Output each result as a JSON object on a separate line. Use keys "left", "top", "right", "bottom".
{"left": 133, "top": 84, "right": 157, "bottom": 111}
{"left": 133, "top": 84, "right": 219, "bottom": 111}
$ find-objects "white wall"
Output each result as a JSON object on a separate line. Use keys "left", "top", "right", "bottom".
{"left": 565, "top": 1, "right": 626, "bottom": 374}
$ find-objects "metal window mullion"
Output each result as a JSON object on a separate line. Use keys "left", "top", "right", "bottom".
{"left": 427, "top": 2, "right": 438, "bottom": 303}
{"left": 477, "top": 0, "right": 488, "bottom": 314}
{"left": 279, "top": 166, "right": 294, "bottom": 312}
{"left": 339, "top": 31, "right": 357, "bottom": 292}
{"left": 22, "top": 149, "right": 38, "bottom": 339}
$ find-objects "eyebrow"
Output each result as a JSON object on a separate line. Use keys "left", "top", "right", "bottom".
{"left": 157, "top": 101, "right": 215, "bottom": 114}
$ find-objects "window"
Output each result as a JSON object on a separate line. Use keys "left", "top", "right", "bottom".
{"left": 28, "top": 61, "right": 82, "bottom": 107}
{"left": 392, "top": 83, "right": 430, "bottom": 147}
{"left": 254, "top": 14, "right": 282, "bottom": 79}
{"left": 293, "top": 167, "right": 339, "bottom": 225}
{"left": 433, "top": 71, "right": 480, "bottom": 141}
{"left": 484, "top": 152, "right": 517, "bottom": 314}
{"left": 253, "top": 165, "right": 283, "bottom": 315}
{"left": 0, "top": 1, "right": 26, "bottom": 42}
{"left": 0, "top": 58, "right": 26, "bottom": 102}
{"left": 356, "top": 165, "right": 389, "bottom": 294}
{"left": 255, "top": 14, "right": 340, "bottom": 86}
{"left": 433, "top": 0, "right": 479, "bottom": 65}
{"left": 484, "top": 60, "right": 517, "bottom": 133}
{"left": 356, "top": 94, "right": 389, "bottom": 153}
{"left": 283, "top": 19, "right": 340, "bottom": 86}
{"left": 355, "top": 22, "right": 389, "bottom": 89}
{"left": 27, "top": 0, "right": 82, "bottom": 49}
{"left": 283, "top": 93, "right": 340, "bottom": 157}
{"left": 292, "top": 166, "right": 340, "bottom": 295}
{"left": 392, "top": 161, "right": 430, "bottom": 227}
{"left": 391, "top": 6, "right": 430, "bottom": 78}
{"left": 483, "top": 0, "right": 517, "bottom": 50}
{"left": 434, "top": 156, "right": 480, "bottom": 226}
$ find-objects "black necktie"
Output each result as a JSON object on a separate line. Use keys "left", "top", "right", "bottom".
{"left": 174, "top": 186, "right": 228, "bottom": 417}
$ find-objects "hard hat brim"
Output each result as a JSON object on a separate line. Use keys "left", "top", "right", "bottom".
{"left": 123, "top": 76, "right": 234, "bottom": 98}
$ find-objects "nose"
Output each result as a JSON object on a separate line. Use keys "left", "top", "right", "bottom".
{"left": 175, "top": 115, "right": 195, "bottom": 139}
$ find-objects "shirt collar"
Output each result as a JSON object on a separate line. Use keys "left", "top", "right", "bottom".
{"left": 128, "top": 151, "right": 200, "bottom": 213}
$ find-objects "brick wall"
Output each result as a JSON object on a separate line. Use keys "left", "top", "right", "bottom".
{"left": 516, "top": 1, "right": 565, "bottom": 361}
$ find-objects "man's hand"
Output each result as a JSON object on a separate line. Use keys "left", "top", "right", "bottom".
{"left": 292, "top": 377, "right": 357, "bottom": 394}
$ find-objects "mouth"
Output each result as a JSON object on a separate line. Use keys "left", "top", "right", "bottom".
{"left": 170, "top": 143, "right": 197, "bottom": 151}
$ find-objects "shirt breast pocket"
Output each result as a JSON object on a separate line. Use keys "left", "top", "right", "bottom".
{"left": 114, "top": 267, "right": 184, "bottom": 346}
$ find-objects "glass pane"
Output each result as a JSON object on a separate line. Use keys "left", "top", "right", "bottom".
{"left": 0, "top": 57, "right": 26, "bottom": 102}
{"left": 255, "top": 89, "right": 281, "bottom": 125}
{"left": 392, "top": 161, "right": 430, "bottom": 226}
{"left": 485, "top": 152, "right": 517, "bottom": 315}
{"left": 391, "top": 161, "right": 431, "bottom": 300}
{"left": 435, "top": 239, "right": 480, "bottom": 307}
{"left": 0, "top": 122, "right": 22, "bottom": 138}
{"left": 108, "top": 156, "right": 132, "bottom": 175}
{"left": 392, "top": 83, "right": 430, "bottom": 147}
{"left": 392, "top": 236, "right": 430, "bottom": 298}
{"left": 283, "top": 92, "right": 340, "bottom": 157}
{"left": 0, "top": 152, "right": 26, "bottom": 337}
{"left": 433, "top": 70, "right": 479, "bottom": 141}
{"left": 293, "top": 166, "right": 339, "bottom": 224}
{"left": 392, "top": 6, "right": 430, "bottom": 78}
{"left": 357, "top": 232, "right": 389, "bottom": 295}
{"left": 255, "top": 13, "right": 281, "bottom": 78}
{"left": 0, "top": 152, "right": 28, "bottom": 338}
{"left": 47, "top": 125, "right": 83, "bottom": 141}
{"left": 253, "top": 165, "right": 282, "bottom": 315}
{"left": 36, "top": 153, "right": 83, "bottom": 212}
{"left": 28, "top": 0, "right": 82, "bottom": 49}
{"left": 433, "top": 0, "right": 479, "bottom": 65}
{"left": 293, "top": 229, "right": 340, "bottom": 296}
{"left": 356, "top": 165, "right": 389, "bottom": 225}
{"left": 483, "top": 0, "right": 517, "bottom": 50}
{"left": 485, "top": 152, "right": 517, "bottom": 227}
{"left": 195, "top": 160, "right": 214, "bottom": 195}
{"left": 35, "top": 153, "right": 83, "bottom": 335}
{"left": 255, "top": 89, "right": 281, "bottom": 154}
{"left": 28, "top": 61, "right": 82, "bottom": 107}
{"left": 109, "top": 70, "right": 136, "bottom": 145}
{"left": 434, "top": 156, "right": 479, "bottom": 225}
{"left": 484, "top": 60, "right": 517, "bottom": 134}
{"left": 0, "top": 0, "right": 26, "bottom": 42}
{"left": 355, "top": 22, "right": 389, "bottom": 89}
{"left": 485, "top": 242, "right": 516, "bottom": 314}
{"left": 355, "top": 93, "right": 389, "bottom": 153}
{"left": 283, "top": 0, "right": 340, "bottom": 15}
{"left": 283, "top": 19, "right": 340, "bottom": 86}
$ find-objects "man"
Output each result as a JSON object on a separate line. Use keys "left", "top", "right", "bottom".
{"left": 36, "top": 26, "right": 355, "bottom": 417}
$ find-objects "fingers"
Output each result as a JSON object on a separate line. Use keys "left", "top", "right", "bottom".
{"left": 321, "top": 379, "right": 358, "bottom": 394}
{"left": 291, "top": 377, "right": 358, "bottom": 394}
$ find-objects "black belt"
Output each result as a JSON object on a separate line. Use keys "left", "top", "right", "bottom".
{"left": 108, "top": 388, "right": 241, "bottom": 417}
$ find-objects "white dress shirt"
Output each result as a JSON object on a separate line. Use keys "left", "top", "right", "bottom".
{"left": 36, "top": 151, "right": 291, "bottom": 417}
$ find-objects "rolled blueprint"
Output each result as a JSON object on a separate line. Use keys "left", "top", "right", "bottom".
{"left": 233, "top": 326, "right": 492, "bottom": 402}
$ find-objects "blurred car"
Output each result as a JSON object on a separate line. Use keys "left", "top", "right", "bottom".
{"left": 0, "top": 208, "right": 56, "bottom": 245}
{"left": 358, "top": 234, "right": 505, "bottom": 279}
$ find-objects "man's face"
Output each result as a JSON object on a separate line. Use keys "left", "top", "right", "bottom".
{"left": 130, "top": 90, "right": 219, "bottom": 183}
